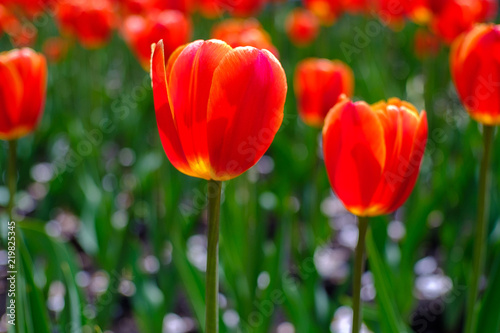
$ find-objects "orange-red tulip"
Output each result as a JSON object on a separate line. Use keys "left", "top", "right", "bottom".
{"left": 451, "top": 24, "right": 500, "bottom": 126}
{"left": 285, "top": 9, "right": 320, "bottom": 47}
{"left": 294, "top": 58, "right": 354, "bottom": 127}
{"left": 323, "top": 98, "right": 428, "bottom": 217}
{"left": 55, "top": 0, "right": 115, "bottom": 49}
{"left": 122, "top": 10, "right": 191, "bottom": 70}
{"left": 211, "top": 18, "right": 279, "bottom": 58}
{"left": 151, "top": 39, "right": 287, "bottom": 180}
{"left": 0, "top": 48, "right": 47, "bottom": 140}
{"left": 302, "top": 0, "right": 343, "bottom": 25}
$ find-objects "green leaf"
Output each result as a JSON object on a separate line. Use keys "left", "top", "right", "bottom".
{"left": 476, "top": 252, "right": 500, "bottom": 333}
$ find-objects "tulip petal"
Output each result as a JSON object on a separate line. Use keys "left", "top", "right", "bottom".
{"left": 388, "top": 111, "right": 428, "bottom": 211}
{"left": 0, "top": 60, "right": 22, "bottom": 139}
{"left": 168, "top": 39, "right": 232, "bottom": 179}
{"left": 151, "top": 40, "right": 198, "bottom": 178}
{"left": 323, "top": 100, "right": 386, "bottom": 216}
{"left": 207, "top": 47, "right": 287, "bottom": 180}
{"left": 370, "top": 100, "right": 421, "bottom": 213}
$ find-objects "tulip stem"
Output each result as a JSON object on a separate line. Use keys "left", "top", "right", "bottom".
{"left": 7, "top": 140, "right": 17, "bottom": 222}
{"left": 205, "top": 180, "right": 222, "bottom": 333}
{"left": 465, "top": 125, "right": 495, "bottom": 333}
{"left": 352, "top": 216, "right": 369, "bottom": 333}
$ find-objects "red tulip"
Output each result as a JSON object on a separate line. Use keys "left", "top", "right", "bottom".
{"left": 323, "top": 98, "right": 428, "bottom": 216}
{"left": 197, "top": 0, "right": 223, "bottom": 18}
{"left": 429, "top": 0, "right": 497, "bottom": 43}
{"left": 302, "top": 0, "right": 343, "bottom": 25}
{"left": 285, "top": 8, "right": 320, "bottom": 47}
{"left": 451, "top": 24, "right": 500, "bottom": 126}
{"left": 414, "top": 28, "right": 440, "bottom": 59}
{"left": 151, "top": 39, "right": 287, "bottom": 180}
{"left": 3, "top": 0, "right": 54, "bottom": 17}
{"left": 217, "top": 0, "right": 267, "bottom": 17}
{"left": 374, "top": 0, "right": 409, "bottom": 29}
{"left": 341, "top": 0, "right": 372, "bottom": 15}
{"left": 122, "top": 10, "right": 191, "bottom": 70}
{"left": 0, "top": 48, "right": 47, "bottom": 140}
{"left": 55, "top": 0, "right": 115, "bottom": 49}
{"left": 211, "top": 18, "right": 279, "bottom": 58}
{"left": 294, "top": 58, "right": 354, "bottom": 127}
{"left": 42, "top": 37, "right": 69, "bottom": 63}
{"left": 0, "top": 5, "right": 38, "bottom": 47}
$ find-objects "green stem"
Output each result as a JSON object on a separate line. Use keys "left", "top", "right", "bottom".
{"left": 7, "top": 140, "right": 17, "bottom": 222}
{"left": 205, "top": 180, "right": 222, "bottom": 333}
{"left": 465, "top": 125, "right": 495, "bottom": 333}
{"left": 352, "top": 216, "right": 369, "bottom": 333}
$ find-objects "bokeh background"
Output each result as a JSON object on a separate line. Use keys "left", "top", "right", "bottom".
{"left": 1, "top": 0, "right": 500, "bottom": 332}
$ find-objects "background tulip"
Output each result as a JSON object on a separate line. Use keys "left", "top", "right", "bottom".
{"left": 429, "top": 0, "right": 497, "bottom": 43}
{"left": 151, "top": 39, "right": 287, "bottom": 181}
{"left": 451, "top": 24, "right": 500, "bottom": 126}
{"left": 323, "top": 98, "right": 428, "bottom": 217}
{"left": 302, "top": 0, "right": 342, "bottom": 25}
{"left": 55, "top": 0, "right": 115, "bottom": 49}
{"left": 0, "top": 48, "right": 47, "bottom": 140}
{"left": 217, "top": 0, "right": 267, "bottom": 17}
{"left": 285, "top": 8, "right": 320, "bottom": 47}
{"left": 294, "top": 58, "right": 353, "bottom": 127}
{"left": 211, "top": 18, "right": 279, "bottom": 58}
{"left": 122, "top": 10, "right": 191, "bottom": 70}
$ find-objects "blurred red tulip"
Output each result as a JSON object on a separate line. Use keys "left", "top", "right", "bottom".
{"left": 294, "top": 58, "right": 354, "bottom": 127}
{"left": 285, "top": 8, "right": 320, "bottom": 47}
{"left": 429, "top": 0, "right": 497, "bottom": 43}
{"left": 302, "top": 0, "right": 343, "bottom": 25}
{"left": 218, "top": 0, "right": 267, "bottom": 17}
{"left": 114, "top": 0, "right": 195, "bottom": 15}
{"left": 55, "top": 0, "right": 115, "bottom": 49}
{"left": 323, "top": 98, "right": 428, "bottom": 216}
{"left": 341, "top": 0, "right": 372, "bottom": 14}
{"left": 0, "top": 5, "right": 37, "bottom": 47}
{"left": 3, "top": 0, "right": 53, "bottom": 17}
{"left": 122, "top": 10, "right": 191, "bottom": 70}
{"left": 0, "top": 48, "right": 47, "bottom": 140}
{"left": 451, "top": 24, "right": 500, "bottom": 126}
{"left": 197, "top": 0, "right": 223, "bottom": 18}
{"left": 414, "top": 28, "right": 440, "bottom": 59}
{"left": 151, "top": 39, "right": 287, "bottom": 180}
{"left": 374, "top": 0, "right": 409, "bottom": 29}
{"left": 407, "top": 0, "right": 433, "bottom": 25}
{"left": 42, "top": 37, "right": 69, "bottom": 63}
{"left": 211, "top": 18, "right": 279, "bottom": 58}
